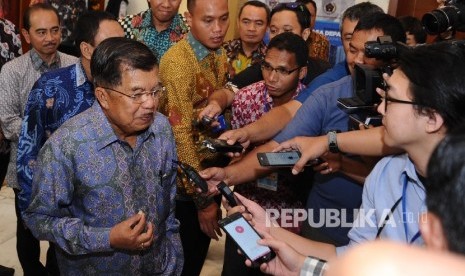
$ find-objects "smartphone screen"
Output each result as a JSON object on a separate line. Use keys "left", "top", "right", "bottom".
{"left": 220, "top": 214, "right": 274, "bottom": 263}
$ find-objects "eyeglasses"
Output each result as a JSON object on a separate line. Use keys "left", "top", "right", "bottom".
{"left": 381, "top": 86, "right": 421, "bottom": 112}
{"left": 101, "top": 85, "right": 165, "bottom": 104}
{"left": 261, "top": 61, "right": 301, "bottom": 76}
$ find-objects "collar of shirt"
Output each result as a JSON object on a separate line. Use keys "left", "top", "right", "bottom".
{"left": 75, "top": 59, "right": 89, "bottom": 87}
{"left": 92, "top": 102, "right": 154, "bottom": 150}
{"left": 402, "top": 154, "right": 425, "bottom": 191}
{"left": 187, "top": 32, "right": 222, "bottom": 62}
{"left": 30, "top": 48, "right": 61, "bottom": 73}
{"left": 142, "top": 9, "right": 184, "bottom": 34}
{"left": 224, "top": 38, "right": 266, "bottom": 60}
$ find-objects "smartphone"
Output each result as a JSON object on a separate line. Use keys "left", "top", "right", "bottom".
{"left": 257, "top": 151, "right": 322, "bottom": 167}
{"left": 349, "top": 114, "right": 382, "bottom": 130}
{"left": 217, "top": 182, "right": 239, "bottom": 207}
{"left": 337, "top": 97, "right": 374, "bottom": 114}
{"left": 219, "top": 213, "right": 275, "bottom": 265}
{"left": 202, "top": 138, "right": 243, "bottom": 153}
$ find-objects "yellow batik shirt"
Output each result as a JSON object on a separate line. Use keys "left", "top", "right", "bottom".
{"left": 159, "top": 33, "right": 229, "bottom": 208}
{"left": 307, "top": 31, "right": 330, "bottom": 62}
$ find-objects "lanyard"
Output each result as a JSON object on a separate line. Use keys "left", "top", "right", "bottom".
{"left": 376, "top": 173, "right": 421, "bottom": 244}
{"left": 401, "top": 174, "right": 422, "bottom": 244}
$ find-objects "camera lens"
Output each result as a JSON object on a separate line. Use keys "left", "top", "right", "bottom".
{"left": 422, "top": 6, "right": 459, "bottom": 34}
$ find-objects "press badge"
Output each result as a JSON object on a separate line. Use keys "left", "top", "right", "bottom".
{"left": 257, "top": 172, "right": 278, "bottom": 191}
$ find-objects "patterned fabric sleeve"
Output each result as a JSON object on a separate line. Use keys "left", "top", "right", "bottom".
{"left": 16, "top": 80, "right": 49, "bottom": 212}
{"left": 0, "top": 62, "right": 22, "bottom": 141}
{"left": 300, "top": 256, "right": 328, "bottom": 276}
{"left": 308, "top": 31, "right": 330, "bottom": 62}
{"left": 0, "top": 18, "right": 22, "bottom": 70}
{"left": 23, "top": 138, "right": 113, "bottom": 255}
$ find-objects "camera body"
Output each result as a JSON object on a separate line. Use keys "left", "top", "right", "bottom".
{"left": 422, "top": 0, "right": 465, "bottom": 34}
{"left": 337, "top": 36, "right": 409, "bottom": 128}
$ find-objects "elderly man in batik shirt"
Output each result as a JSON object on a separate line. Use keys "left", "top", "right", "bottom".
{"left": 24, "top": 37, "right": 182, "bottom": 275}
{"left": 119, "top": 0, "right": 188, "bottom": 59}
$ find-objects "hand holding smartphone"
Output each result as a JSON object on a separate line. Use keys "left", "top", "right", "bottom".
{"left": 219, "top": 213, "right": 275, "bottom": 266}
{"left": 257, "top": 151, "right": 322, "bottom": 167}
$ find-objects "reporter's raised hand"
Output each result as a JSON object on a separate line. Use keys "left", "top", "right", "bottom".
{"left": 273, "top": 136, "right": 328, "bottom": 175}
{"left": 199, "top": 167, "right": 227, "bottom": 194}
{"left": 219, "top": 128, "right": 251, "bottom": 156}
{"left": 198, "top": 102, "right": 222, "bottom": 127}
{"left": 109, "top": 212, "right": 154, "bottom": 251}
{"left": 233, "top": 193, "right": 271, "bottom": 233}
{"left": 245, "top": 231, "right": 306, "bottom": 276}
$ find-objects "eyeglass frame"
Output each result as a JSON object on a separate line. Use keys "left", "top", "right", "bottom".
{"left": 381, "top": 86, "right": 422, "bottom": 113}
{"left": 100, "top": 85, "right": 165, "bottom": 104}
{"left": 260, "top": 61, "right": 301, "bottom": 76}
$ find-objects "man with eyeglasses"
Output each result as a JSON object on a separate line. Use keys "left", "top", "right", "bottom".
{"left": 201, "top": 13, "right": 406, "bottom": 247}
{"left": 199, "top": 2, "right": 330, "bottom": 125}
{"left": 224, "top": 32, "right": 309, "bottom": 276}
{"left": 16, "top": 11, "right": 125, "bottom": 260}
{"left": 0, "top": 3, "right": 77, "bottom": 275}
{"left": 23, "top": 37, "right": 183, "bottom": 275}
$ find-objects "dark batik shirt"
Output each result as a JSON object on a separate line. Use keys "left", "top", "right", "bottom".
{"left": 17, "top": 62, "right": 94, "bottom": 212}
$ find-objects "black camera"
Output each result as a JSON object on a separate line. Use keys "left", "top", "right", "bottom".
{"left": 337, "top": 63, "right": 385, "bottom": 112}
{"left": 337, "top": 36, "right": 409, "bottom": 128}
{"left": 364, "top": 36, "right": 409, "bottom": 61}
{"left": 422, "top": 0, "right": 465, "bottom": 35}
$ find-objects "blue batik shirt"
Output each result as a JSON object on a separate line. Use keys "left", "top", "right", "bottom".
{"left": 16, "top": 61, "right": 94, "bottom": 212}
{"left": 119, "top": 10, "right": 189, "bottom": 59}
{"left": 23, "top": 102, "right": 183, "bottom": 275}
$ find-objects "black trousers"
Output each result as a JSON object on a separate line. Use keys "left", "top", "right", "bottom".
{"left": 222, "top": 235, "right": 264, "bottom": 276}
{"left": 175, "top": 199, "right": 212, "bottom": 276}
{"left": 14, "top": 189, "right": 60, "bottom": 276}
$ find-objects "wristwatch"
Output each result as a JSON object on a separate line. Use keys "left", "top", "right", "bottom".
{"left": 327, "top": 130, "right": 339, "bottom": 153}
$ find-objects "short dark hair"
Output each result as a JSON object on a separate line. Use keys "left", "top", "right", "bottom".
{"left": 23, "top": 3, "right": 61, "bottom": 31}
{"left": 353, "top": 12, "right": 406, "bottom": 44}
{"left": 91, "top": 37, "right": 158, "bottom": 88}
{"left": 398, "top": 41, "right": 465, "bottom": 130}
{"left": 270, "top": 2, "right": 310, "bottom": 30}
{"left": 74, "top": 11, "right": 116, "bottom": 55}
{"left": 296, "top": 0, "right": 317, "bottom": 14}
{"left": 267, "top": 32, "right": 308, "bottom": 68}
{"left": 426, "top": 124, "right": 465, "bottom": 254}
{"left": 398, "top": 16, "right": 427, "bottom": 44}
{"left": 238, "top": 1, "right": 270, "bottom": 24}
{"left": 340, "top": 2, "right": 384, "bottom": 31}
